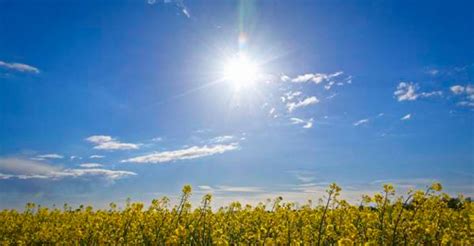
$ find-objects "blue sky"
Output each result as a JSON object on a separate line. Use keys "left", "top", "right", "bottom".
{"left": 0, "top": 0, "right": 473, "bottom": 208}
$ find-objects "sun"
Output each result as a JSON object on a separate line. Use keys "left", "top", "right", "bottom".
{"left": 223, "top": 53, "right": 260, "bottom": 91}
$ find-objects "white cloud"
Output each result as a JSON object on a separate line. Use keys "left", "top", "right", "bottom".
{"left": 285, "top": 91, "right": 302, "bottom": 100}
{"left": 53, "top": 168, "right": 136, "bottom": 180}
{"left": 215, "top": 185, "right": 263, "bottom": 193}
{"left": 303, "top": 120, "right": 313, "bottom": 129}
{"left": 92, "top": 141, "right": 139, "bottom": 150}
{"left": 326, "top": 93, "right": 338, "bottom": 100}
{"left": 394, "top": 82, "right": 442, "bottom": 101}
{"left": 324, "top": 81, "right": 336, "bottom": 90}
{"left": 353, "top": 118, "right": 369, "bottom": 126}
{"left": 467, "top": 85, "right": 474, "bottom": 95}
{"left": 290, "top": 118, "right": 305, "bottom": 124}
{"left": 210, "top": 135, "right": 234, "bottom": 144}
{"left": 196, "top": 185, "right": 264, "bottom": 194}
{"left": 289, "top": 170, "right": 317, "bottom": 183}
{"left": 31, "top": 153, "right": 64, "bottom": 161}
{"left": 450, "top": 85, "right": 465, "bottom": 94}
{"left": 0, "top": 158, "right": 58, "bottom": 176}
{"left": 285, "top": 71, "right": 343, "bottom": 84}
{"left": 152, "top": 137, "right": 163, "bottom": 142}
{"left": 419, "top": 91, "right": 443, "bottom": 97}
{"left": 458, "top": 101, "right": 474, "bottom": 107}
{"left": 450, "top": 84, "right": 474, "bottom": 107}
{"left": 287, "top": 96, "right": 319, "bottom": 112}
{"left": 121, "top": 143, "right": 239, "bottom": 164}
{"left": 345, "top": 75, "right": 353, "bottom": 84}
{"left": 280, "top": 75, "right": 291, "bottom": 82}
{"left": 291, "top": 74, "right": 318, "bottom": 83}
{"left": 85, "top": 135, "right": 139, "bottom": 150}
{"left": 0, "top": 158, "right": 135, "bottom": 181}
{"left": 69, "top": 155, "right": 81, "bottom": 160}
{"left": 79, "top": 163, "right": 103, "bottom": 168}
{"left": 0, "top": 60, "right": 40, "bottom": 74}
{"left": 269, "top": 107, "right": 276, "bottom": 116}
{"left": 290, "top": 117, "right": 314, "bottom": 129}
{"left": 394, "top": 82, "right": 418, "bottom": 101}
{"left": 86, "top": 135, "right": 113, "bottom": 143}
{"left": 401, "top": 114, "right": 411, "bottom": 121}
{"left": 427, "top": 69, "right": 439, "bottom": 76}
{"left": 37, "top": 153, "right": 63, "bottom": 159}
{"left": 89, "top": 155, "right": 105, "bottom": 159}
{"left": 198, "top": 185, "right": 213, "bottom": 191}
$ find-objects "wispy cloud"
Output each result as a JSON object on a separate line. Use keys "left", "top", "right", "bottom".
{"left": 283, "top": 71, "right": 343, "bottom": 84}
{"left": 31, "top": 153, "right": 64, "bottom": 161}
{"left": 457, "top": 101, "right": 474, "bottom": 107}
{"left": 287, "top": 96, "right": 319, "bottom": 112}
{"left": 85, "top": 135, "right": 139, "bottom": 150}
{"left": 196, "top": 185, "right": 264, "bottom": 194}
{"left": 209, "top": 135, "right": 234, "bottom": 144}
{"left": 284, "top": 91, "right": 302, "bottom": 100}
{"left": 426, "top": 69, "right": 439, "bottom": 76}
{"left": 151, "top": 137, "right": 163, "bottom": 142}
{"left": 0, "top": 158, "right": 135, "bottom": 181}
{"left": 79, "top": 163, "right": 103, "bottom": 168}
{"left": 353, "top": 118, "right": 369, "bottom": 126}
{"left": 450, "top": 84, "right": 474, "bottom": 107}
{"left": 195, "top": 177, "right": 471, "bottom": 207}
{"left": 394, "top": 82, "right": 442, "bottom": 101}
{"left": 290, "top": 117, "right": 313, "bottom": 129}
{"left": 121, "top": 143, "right": 239, "bottom": 164}
{"left": 0, "top": 60, "right": 40, "bottom": 74}
{"left": 89, "top": 155, "right": 105, "bottom": 159}
{"left": 401, "top": 114, "right": 411, "bottom": 121}
{"left": 303, "top": 120, "right": 313, "bottom": 129}
{"left": 268, "top": 107, "right": 276, "bottom": 117}
{"left": 289, "top": 170, "right": 317, "bottom": 183}
{"left": 394, "top": 82, "right": 418, "bottom": 101}
{"left": 370, "top": 178, "right": 438, "bottom": 189}
{"left": 148, "top": 0, "right": 190, "bottom": 18}
{"left": 326, "top": 93, "right": 338, "bottom": 100}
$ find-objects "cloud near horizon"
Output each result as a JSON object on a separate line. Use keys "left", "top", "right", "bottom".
{"left": 197, "top": 185, "right": 264, "bottom": 193}
{"left": 0, "top": 158, "right": 136, "bottom": 181}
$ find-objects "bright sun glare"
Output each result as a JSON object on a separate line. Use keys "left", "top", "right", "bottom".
{"left": 223, "top": 53, "right": 260, "bottom": 90}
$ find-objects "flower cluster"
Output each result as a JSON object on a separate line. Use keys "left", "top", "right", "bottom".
{"left": 0, "top": 183, "right": 472, "bottom": 245}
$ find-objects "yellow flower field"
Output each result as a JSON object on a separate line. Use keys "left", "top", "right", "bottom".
{"left": 1, "top": 183, "right": 472, "bottom": 245}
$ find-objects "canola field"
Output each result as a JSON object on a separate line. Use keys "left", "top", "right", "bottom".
{"left": 0, "top": 183, "right": 472, "bottom": 245}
